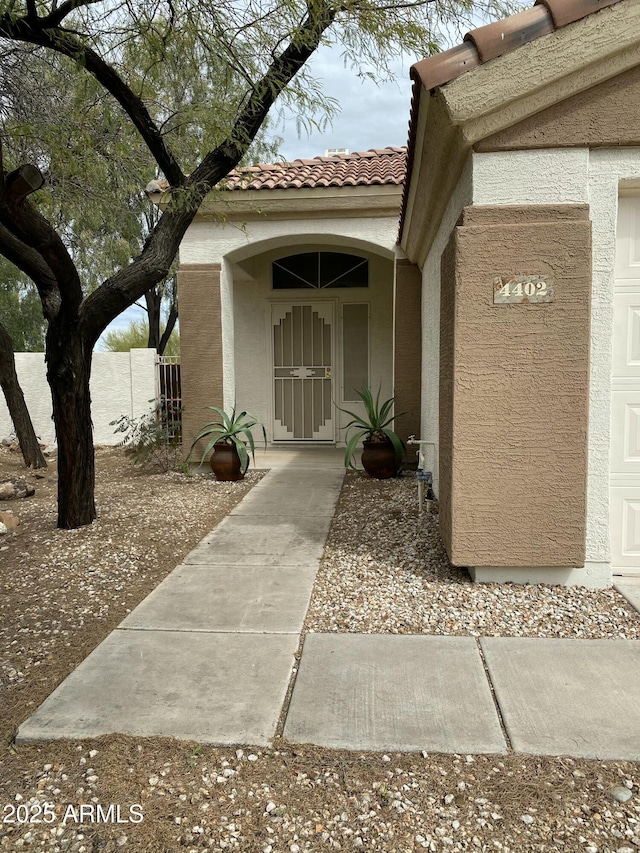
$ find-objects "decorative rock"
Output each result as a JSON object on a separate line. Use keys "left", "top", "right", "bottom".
{"left": 0, "top": 522, "right": 7, "bottom": 536}
{"left": 610, "top": 786, "right": 633, "bottom": 803}
{"left": 0, "top": 511, "right": 19, "bottom": 530}
{"left": 0, "top": 478, "right": 35, "bottom": 500}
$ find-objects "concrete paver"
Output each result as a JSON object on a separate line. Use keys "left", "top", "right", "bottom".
{"left": 17, "top": 454, "right": 345, "bottom": 746}
{"left": 16, "top": 445, "right": 640, "bottom": 759}
{"left": 231, "top": 483, "right": 341, "bottom": 517}
{"left": 184, "top": 514, "right": 333, "bottom": 566}
{"left": 284, "top": 634, "right": 507, "bottom": 754}
{"left": 614, "top": 577, "right": 640, "bottom": 614}
{"left": 481, "top": 637, "right": 640, "bottom": 759}
{"left": 120, "top": 563, "right": 316, "bottom": 633}
{"left": 17, "top": 630, "right": 299, "bottom": 745}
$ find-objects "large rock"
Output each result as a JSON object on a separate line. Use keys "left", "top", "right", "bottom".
{"left": 0, "top": 511, "right": 19, "bottom": 530}
{"left": 0, "top": 478, "right": 35, "bottom": 500}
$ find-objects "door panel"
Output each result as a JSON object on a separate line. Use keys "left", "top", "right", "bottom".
{"left": 272, "top": 303, "right": 334, "bottom": 441}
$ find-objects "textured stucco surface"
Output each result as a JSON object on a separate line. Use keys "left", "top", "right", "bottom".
{"left": 470, "top": 148, "right": 640, "bottom": 573}
{"left": 440, "top": 211, "right": 591, "bottom": 568}
{"left": 440, "top": 0, "right": 640, "bottom": 143}
{"left": 421, "top": 157, "right": 473, "bottom": 491}
{"left": 477, "top": 65, "right": 640, "bottom": 152}
{"left": 472, "top": 149, "right": 589, "bottom": 207}
{"left": 394, "top": 260, "right": 422, "bottom": 442}
{"left": 180, "top": 217, "right": 398, "bottom": 267}
{"left": 178, "top": 264, "right": 224, "bottom": 458}
{"left": 0, "top": 350, "right": 157, "bottom": 446}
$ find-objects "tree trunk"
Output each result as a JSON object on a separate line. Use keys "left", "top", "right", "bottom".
{"left": 145, "top": 288, "right": 161, "bottom": 351}
{"left": 0, "top": 320, "right": 47, "bottom": 468}
{"left": 46, "top": 322, "right": 95, "bottom": 528}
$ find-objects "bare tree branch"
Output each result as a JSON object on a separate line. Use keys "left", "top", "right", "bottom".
{"left": 40, "top": 0, "right": 104, "bottom": 28}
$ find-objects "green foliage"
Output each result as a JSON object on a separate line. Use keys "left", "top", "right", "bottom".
{"left": 0, "top": 259, "right": 46, "bottom": 351}
{"left": 103, "top": 318, "right": 180, "bottom": 356}
{"left": 111, "top": 400, "right": 182, "bottom": 473}
{"left": 188, "top": 406, "right": 266, "bottom": 474}
{"left": 339, "top": 385, "right": 405, "bottom": 470}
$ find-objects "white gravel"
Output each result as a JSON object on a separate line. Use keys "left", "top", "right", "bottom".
{"left": 305, "top": 473, "right": 640, "bottom": 639}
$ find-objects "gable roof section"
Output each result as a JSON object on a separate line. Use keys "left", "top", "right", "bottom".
{"left": 399, "top": 0, "right": 640, "bottom": 263}
{"left": 410, "top": 0, "right": 623, "bottom": 93}
{"left": 221, "top": 147, "right": 406, "bottom": 191}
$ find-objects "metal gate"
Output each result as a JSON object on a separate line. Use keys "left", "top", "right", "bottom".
{"left": 272, "top": 303, "right": 334, "bottom": 441}
{"left": 156, "top": 355, "right": 181, "bottom": 439}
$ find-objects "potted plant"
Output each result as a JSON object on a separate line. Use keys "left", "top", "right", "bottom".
{"left": 188, "top": 406, "right": 266, "bottom": 481}
{"left": 339, "top": 386, "right": 405, "bottom": 479}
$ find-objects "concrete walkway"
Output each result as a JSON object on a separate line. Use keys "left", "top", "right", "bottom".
{"left": 16, "top": 451, "right": 640, "bottom": 760}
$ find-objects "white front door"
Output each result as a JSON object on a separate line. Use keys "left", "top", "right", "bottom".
{"left": 611, "top": 196, "right": 640, "bottom": 576}
{"left": 271, "top": 303, "right": 335, "bottom": 441}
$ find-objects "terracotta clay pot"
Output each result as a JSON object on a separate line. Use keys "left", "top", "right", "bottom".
{"left": 210, "top": 442, "right": 243, "bottom": 481}
{"left": 361, "top": 438, "right": 399, "bottom": 479}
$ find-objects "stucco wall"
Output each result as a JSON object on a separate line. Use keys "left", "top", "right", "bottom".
{"left": 421, "top": 156, "right": 473, "bottom": 489}
{"left": 471, "top": 146, "right": 640, "bottom": 578}
{"left": 440, "top": 207, "right": 592, "bottom": 568}
{"left": 180, "top": 217, "right": 399, "bottom": 266}
{"left": 178, "top": 264, "right": 224, "bottom": 458}
{"left": 0, "top": 349, "right": 157, "bottom": 446}
{"left": 394, "top": 260, "right": 422, "bottom": 442}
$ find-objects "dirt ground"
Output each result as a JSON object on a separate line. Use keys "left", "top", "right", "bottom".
{"left": 1, "top": 446, "right": 639, "bottom": 853}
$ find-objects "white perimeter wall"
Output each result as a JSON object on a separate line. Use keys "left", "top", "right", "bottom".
{"left": 0, "top": 348, "right": 158, "bottom": 446}
{"left": 471, "top": 146, "right": 640, "bottom": 579}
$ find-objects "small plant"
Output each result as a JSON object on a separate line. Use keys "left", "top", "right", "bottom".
{"left": 188, "top": 405, "right": 266, "bottom": 474}
{"left": 111, "top": 398, "right": 182, "bottom": 473}
{"left": 339, "top": 385, "right": 404, "bottom": 471}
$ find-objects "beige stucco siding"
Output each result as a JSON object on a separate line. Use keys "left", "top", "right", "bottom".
{"left": 477, "top": 64, "right": 640, "bottom": 152}
{"left": 439, "top": 207, "right": 592, "bottom": 567}
{"left": 394, "top": 260, "right": 422, "bottom": 442}
{"left": 178, "top": 264, "right": 224, "bottom": 458}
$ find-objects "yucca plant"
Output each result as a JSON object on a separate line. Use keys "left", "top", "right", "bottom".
{"left": 339, "top": 385, "right": 405, "bottom": 472}
{"left": 188, "top": 406, "right": 266, "bottom": 474}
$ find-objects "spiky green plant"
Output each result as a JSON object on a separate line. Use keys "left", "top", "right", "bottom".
{"left": 339, "top": 386, "right": 405, "bottom": 471}
{"left": 188, "top": 406, "right": 266, "bottom": 474}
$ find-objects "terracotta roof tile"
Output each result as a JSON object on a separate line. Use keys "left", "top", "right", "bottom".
{"left": 400, "top": 0, "right": 626, "bottom": 241}
{"left": 221, "top": 147, "right": 406, "bottom": 191}
{"left": 411, "top": 0, "right": 623, "bottom": 93}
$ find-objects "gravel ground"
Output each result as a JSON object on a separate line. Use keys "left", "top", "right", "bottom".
{"left": 1, "top": 449, "right": 640, "bottom": 853}
{"left": 305, "top": 473, "right": 640, "bottom": 639}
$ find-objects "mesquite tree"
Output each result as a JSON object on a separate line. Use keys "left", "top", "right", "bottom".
{"left": 0, "top": 0, "right": 502, "bottom": 529}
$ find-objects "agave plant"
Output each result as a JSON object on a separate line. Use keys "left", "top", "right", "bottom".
{"left": 339, "top": 385, "right": 405, "bottom": 471}
{"left": 188, "top": 406, "right": 266, "bottom": 474}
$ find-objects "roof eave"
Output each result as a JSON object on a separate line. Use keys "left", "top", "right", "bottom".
{"left": 399, "top": 0, "right": 640, "bottom": 262}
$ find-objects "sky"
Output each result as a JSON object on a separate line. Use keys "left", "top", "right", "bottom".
{"left": 97, "top": 45, "right": 421, "bottom": 347}
{"left": 275, "top": 45, "right": 418, "bottom": 161}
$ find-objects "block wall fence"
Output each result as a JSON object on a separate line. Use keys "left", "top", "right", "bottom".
{"left": 0, "top": 349, "right": 158, "bottom": 447}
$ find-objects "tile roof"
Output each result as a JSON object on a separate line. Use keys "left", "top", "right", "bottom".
{"left": 400, "top": 0, "right": 626, "bottom": 241}
{"left": 220, "top": 147, "right": 406, "bottom": 191}
{"left": 410, "top": 0, "right": 624, "bottom": 92}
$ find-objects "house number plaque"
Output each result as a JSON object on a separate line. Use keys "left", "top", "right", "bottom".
{"left": 493, "top": 275, "right": 554, "bottom": 304}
